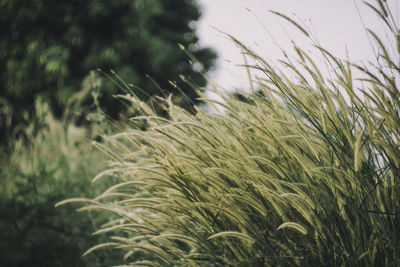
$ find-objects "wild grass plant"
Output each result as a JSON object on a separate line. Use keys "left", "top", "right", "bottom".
{"left": 60, "top": 1, "right": 400, "bottom": 265}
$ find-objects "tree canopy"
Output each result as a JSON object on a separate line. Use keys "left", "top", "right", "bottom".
{"left": 0, "top": 0, "right": 216, "bottom": 135}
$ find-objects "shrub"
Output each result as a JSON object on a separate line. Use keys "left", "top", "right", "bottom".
{"left": 61, "top": 1, "right": 400, "bottom": 265}
{"left": 0, "top": 101, "right": 125, "bottom": 266}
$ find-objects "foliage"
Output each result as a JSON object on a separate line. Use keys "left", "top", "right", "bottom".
{"left": 0, "top": 101, "right": 125, "bottom": 266}
{"left": 0, "top": 0, "right": 216, "bottom": 139}
{"left": 62, "top": 0, "right": 400, "bottom": 266}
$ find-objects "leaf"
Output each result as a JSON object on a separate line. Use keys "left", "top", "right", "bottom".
{"left": 82, "top": 242, "right": 120, "bottom": 256}
{"left": 357, "top": 251, "right": 369, "bottom": 261}
{"left": 277, "top": 222, "right": 307, "bottom": 235}
{"left": 270, "top": 10, "right": 309, "bottom": 37}
{"left": 208, "top": 231, "right": 255, "bottom": 244}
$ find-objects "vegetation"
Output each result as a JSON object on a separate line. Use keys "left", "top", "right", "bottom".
{"left": 1, "top": 1, "right": 217, "bottom": 266}
{"left": 60, "top": 0, "right": 400, "bottom": 266}
{"left": 0, "top": 0, "right": 216, "bottom": 140}
{"left": 0, "top": 100, "right": 128, "bottom": 266}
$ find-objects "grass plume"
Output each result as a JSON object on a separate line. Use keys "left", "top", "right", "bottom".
{"left": 63, "top": 1, "right": 400, "bottom": 265}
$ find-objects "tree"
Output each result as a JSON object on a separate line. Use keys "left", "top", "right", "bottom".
{"left": 0, "top": 0, "right": 216, "bottom": 137}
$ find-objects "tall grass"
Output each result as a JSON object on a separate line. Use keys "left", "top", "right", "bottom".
{"left": 60, "top": 1, "right": 400, "bottom": 265}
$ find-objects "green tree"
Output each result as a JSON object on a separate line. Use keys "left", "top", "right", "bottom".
{"left": 0, "top": 0, "right": 216, "bottom": 138}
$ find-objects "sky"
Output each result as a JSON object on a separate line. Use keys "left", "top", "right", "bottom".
{"left": 195, "top": 0, "right": 399, "bottom": 92}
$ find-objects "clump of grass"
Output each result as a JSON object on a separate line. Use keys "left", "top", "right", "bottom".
{"left": 61, "top": 1, "right": 400, "bottom": 266}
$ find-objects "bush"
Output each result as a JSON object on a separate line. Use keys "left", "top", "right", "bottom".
{"left": 0, "top": 101, "right": 125, "bottom": 266}
{"left": 62, "top": 1, "right": 400, "bottom": 265}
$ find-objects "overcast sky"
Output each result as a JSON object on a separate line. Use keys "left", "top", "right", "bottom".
{"left": 195, "top": 0, "right": 399, "bottom": 92}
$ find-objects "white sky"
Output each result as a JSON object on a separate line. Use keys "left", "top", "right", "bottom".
{"left": 195, "top": 0, "right": 399, "bottom": 92}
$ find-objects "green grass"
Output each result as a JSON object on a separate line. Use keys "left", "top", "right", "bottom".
{"left": 61, "top": 1, "right": 400, "bottom": 266}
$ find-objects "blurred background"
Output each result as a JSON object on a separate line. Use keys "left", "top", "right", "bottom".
{"left": 1, "top": 0, "right": 397, "bottom": 266}
{"left": 0, "top": 1, "right": 216, "bottom": 266}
